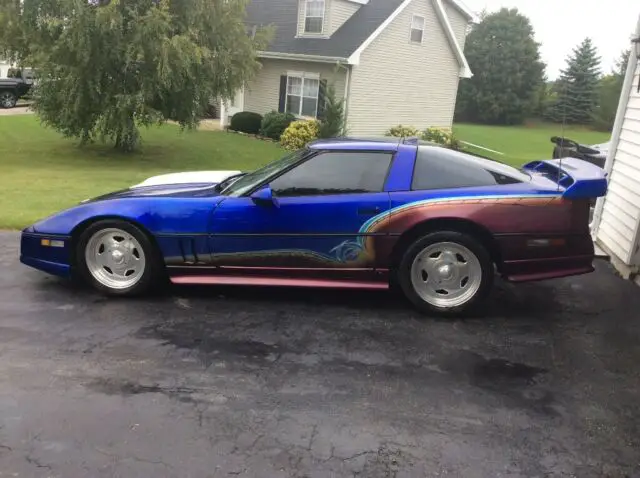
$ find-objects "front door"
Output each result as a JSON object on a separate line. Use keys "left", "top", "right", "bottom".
{"left": 210, "top": 150, "right": 394, "bottom": 273}
{"left": 225, "top": 86, "right": 245, "bottom": 122}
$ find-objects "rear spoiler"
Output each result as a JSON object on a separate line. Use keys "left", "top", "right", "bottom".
{"left": 522, "top": 157, "right": 608, "bottom": 199}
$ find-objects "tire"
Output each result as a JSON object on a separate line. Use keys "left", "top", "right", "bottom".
{"left": 397, "top": 231, "right": 494, "bottom": 316}
{"left": 76, "top": 220, "right": 163, "bottom": 296}
{"left": 0, "top": 91, "right": 17, "bottom": 109}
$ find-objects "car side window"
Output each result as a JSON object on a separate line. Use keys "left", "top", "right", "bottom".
{"left": 412, "top": 147, "right": 522, "bottom": 190}
{"left": 270, "top": 151, "right": 393, "bottom": 197}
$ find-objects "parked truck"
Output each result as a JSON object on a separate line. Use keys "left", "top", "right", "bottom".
{"left": 0, "top": 77, "right": 31, "bottom": 108}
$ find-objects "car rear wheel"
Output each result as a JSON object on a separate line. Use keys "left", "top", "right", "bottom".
{"left": 76, "top": 220, "right": 162, "bottom": 296}
{"left": 397, "top": 231, "right": 494, "bottom": 316}
{"left": 0, "top": 91, "right": 17, "bottom": 109}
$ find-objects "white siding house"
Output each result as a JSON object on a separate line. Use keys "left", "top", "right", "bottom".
{"left": 0, "top": 60, "right": 11, "bottom": 78}
{"left": 592, "top": 15, "right": 640, "bottom": 281}
{"left": 223, "top": 0, "right": 474, "bottom": 132}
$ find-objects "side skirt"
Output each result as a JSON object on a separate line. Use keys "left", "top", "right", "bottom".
{"left": 167, "top": 266, "right": 390, "bottom": 290}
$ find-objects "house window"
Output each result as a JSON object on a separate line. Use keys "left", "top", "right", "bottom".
{"left": 304, "top": 0, "right": 325, "bottom": 34}
{"left": 410, "top": 15, "right": 425, "bottom": 43}
{"left": 286, "top": 74, "right": 320, "bottom": 117}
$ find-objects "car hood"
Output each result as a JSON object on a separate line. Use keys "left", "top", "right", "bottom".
{"left": 131, "top": 170, "right": 242, "bottom": 188}
{"left": 82, "top": 170, "right": 244, "bottom": 203}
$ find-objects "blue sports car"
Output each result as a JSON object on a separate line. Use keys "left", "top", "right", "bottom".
{"left": 20, "top": 137, "right": 607, "bottom": 315}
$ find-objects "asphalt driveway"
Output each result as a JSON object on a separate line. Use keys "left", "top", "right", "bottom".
{"left": 1, "top": 231, "right": 639, "bottom": 477}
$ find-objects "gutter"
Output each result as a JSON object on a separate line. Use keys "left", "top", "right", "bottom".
{"left": 257, "top": 51, "right": 350, "bottom": 65}
{"left": 591, "top": 14, "right": 640, "bottom": 237}
{"left": 433, "top": 0, "right": 473, "bottom": 78}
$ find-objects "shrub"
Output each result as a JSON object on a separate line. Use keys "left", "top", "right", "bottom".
{"left": 280, "top": 120, "right": 320, "bottom": 150}
{"left": 385, "top": 125, "right": 419, "bottom": 137}
{"left": 230, "top": 111, "right": 263, "bottom": 135}
{"left": 317, "top": 83, "right": 346, "bottom": 139}
{"left": 421, "top": 127, "right": 461, "bottom": 150}
{"left": 260, "top": 110, "right": 296, "bottom": 140}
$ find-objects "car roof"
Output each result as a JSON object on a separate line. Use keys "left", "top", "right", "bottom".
{"left": 306, "top": 138, "right": 528, "bottom": 178}
{"left": 308, "top": 136, "right": 414, "bottom": 152}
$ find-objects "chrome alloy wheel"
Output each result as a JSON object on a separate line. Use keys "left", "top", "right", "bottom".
{"left": 84, "top": 228, "right": 146, "bottom": 290}
{"left": 410, "top": 241, "right": 482, "bottom": 308}
{"left": 0, "top": 92, "right": 17, "bottom": 108}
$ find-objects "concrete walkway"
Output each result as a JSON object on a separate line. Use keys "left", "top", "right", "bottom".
{"left": 0, "top": 105, "right": 33, "bottom": 116}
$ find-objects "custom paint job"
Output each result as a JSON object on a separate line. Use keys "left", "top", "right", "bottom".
{"left": 20, "top": 139, "right": 608, "bottom": 288}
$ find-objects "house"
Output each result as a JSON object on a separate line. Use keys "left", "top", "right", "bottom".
{"left": 220, "top": 0, "right": 475, "bottom": 135}
{"left": 591, "top": 14, "right": 640, "bottom": 283}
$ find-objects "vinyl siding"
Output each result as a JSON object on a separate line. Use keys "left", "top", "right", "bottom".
{"left": 330, "top": 0, "right": 360, "bottom": 35}
{"left": 346, "top": 0, "right": 467, "bottom": 136}
{"left": 598, "top": 64, "right": 640, "bottom": 265}
{"left": 444, "top": 3, "right": 468, "bottom": 51}
{"left": 243, "top": 59, "right": 347, "bottom": 116}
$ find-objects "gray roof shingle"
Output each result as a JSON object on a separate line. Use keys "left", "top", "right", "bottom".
{"left": 246, "top": 0, "right": 405, "bottom": 59}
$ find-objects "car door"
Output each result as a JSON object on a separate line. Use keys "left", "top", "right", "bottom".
{"left": 210, "top": 150, "right": 394, "bottom": 275}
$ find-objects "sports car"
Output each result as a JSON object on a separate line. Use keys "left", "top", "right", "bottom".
{"left": 20, "top": 137, "right": 608, "bottom": 315}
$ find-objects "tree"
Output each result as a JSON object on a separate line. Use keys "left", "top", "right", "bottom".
{"left": 548, "top": 38, "right": 601, "bottom": 124}
{"left": 592, "top": 49, "right": 630, "bottom": 131}
{"left": 615, "top": 49, "right": 631, "bottom": 78}
{"left": 0, "top": 0, "right": 270, "bottom": 151}
{"left": 317, "top": 83, "right": 346, "bottom": 139}
{"left": 454, "top": 8, "right": 545, "bottom": 125}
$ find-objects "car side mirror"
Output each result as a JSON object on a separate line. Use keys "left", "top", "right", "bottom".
{"left": 251, "top": 185, "right": 279, "bottom": 207}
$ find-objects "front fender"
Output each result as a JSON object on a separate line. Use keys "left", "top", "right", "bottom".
{"left": 32, "top": 197, "right": 221, "bottom": 236}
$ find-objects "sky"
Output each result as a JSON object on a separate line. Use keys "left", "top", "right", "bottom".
{"left": 461, "top": 0, "right": 639, "bottom": 79}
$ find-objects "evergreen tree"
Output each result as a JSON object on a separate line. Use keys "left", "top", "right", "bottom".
{"left": 454, "top": 8, "right": 545, "bottom": 125}
{"left": 549, "top": 38, "right": 601, "bottom": 124}
{"left": 0, "top": 0, "right": 270, "bottom": 151}
{"left": 317, "top": 84, "right": 346, "bottom": 139}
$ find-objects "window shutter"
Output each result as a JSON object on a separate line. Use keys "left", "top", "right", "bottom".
{"left": 278, "top": 75, "right": 287, "bottom": 113}
{"left": 317, "top": 79, "right": 328, "bottom": 119}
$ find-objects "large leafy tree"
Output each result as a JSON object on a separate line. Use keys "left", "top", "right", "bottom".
{"left": 0, "top": 0, "right": 269, "bottom": 151}
{"left": 455, "top": 8, "right": 545, "bottom": 125}
{"left": 548, "top": 38, "right": 602, "bottom": 125}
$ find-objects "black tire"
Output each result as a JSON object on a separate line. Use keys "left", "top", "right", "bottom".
{"left": 397, "top": 231, "right": 494, "bottom": 316}
{"left": 0, "top": 91, "right": 17, "bottom": 109}
{"left": 75, "top": 220, "right": 164, "bottom": 297}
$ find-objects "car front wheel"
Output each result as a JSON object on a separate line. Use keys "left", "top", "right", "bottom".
{"left": 76, "top": 220, "right": 162, "bottom": 296}
{"left": 398, "top": 231, "right": 494, "bottom": 316}
{"left": 0, "top": 91, "right": 17, "bottom": 109}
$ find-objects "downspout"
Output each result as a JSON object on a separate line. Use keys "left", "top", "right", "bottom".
{"left": 591, "top": 14, "right": 640, "bottom": 236}
{"left": 343, "top": 63, "right": 352, "bottom": 134}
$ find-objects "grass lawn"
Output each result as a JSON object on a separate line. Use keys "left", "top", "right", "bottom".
{"left": 0, "top": 115, "right": 284, "bottom": 229}
{"left": 454, "top": 122, "right": 611, "bottom": 166}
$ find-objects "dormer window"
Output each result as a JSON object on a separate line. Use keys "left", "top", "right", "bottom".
{"left": 410, "top": 15, "right": 425, "bottom": 43}
{"left": 304, "top": 0, "right": 325, "bottom": 34}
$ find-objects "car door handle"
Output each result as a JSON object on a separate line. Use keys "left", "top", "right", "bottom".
{"left": 358, "top": 207, "right": 381, "bottom": 216}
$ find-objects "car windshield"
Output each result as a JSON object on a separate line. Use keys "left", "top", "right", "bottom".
{"left": 220, "top": 149, "right": 309, "bottom": 197}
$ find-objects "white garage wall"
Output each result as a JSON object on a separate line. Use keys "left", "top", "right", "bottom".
{"left": 593, "top": 15, "right": 640, "bottom": 270}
